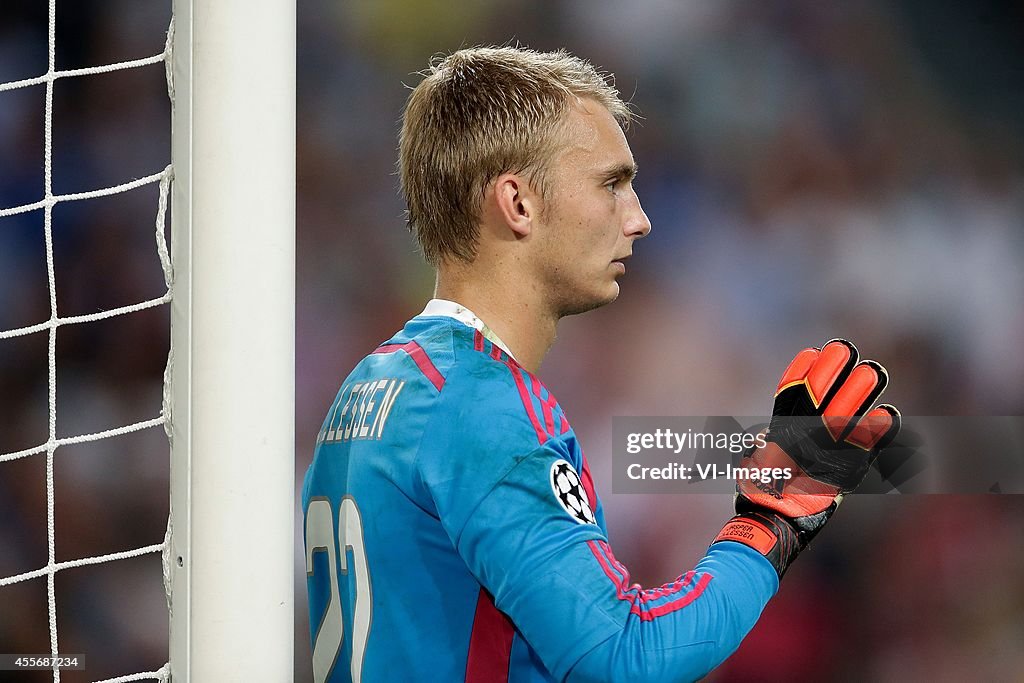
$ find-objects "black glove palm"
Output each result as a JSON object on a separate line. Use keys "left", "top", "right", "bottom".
{"left": 713, "top": 339, "right": 901, "bottom": 577}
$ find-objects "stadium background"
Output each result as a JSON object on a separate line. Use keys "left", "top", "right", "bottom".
{"left": 1, "top": 0, "right": 1022, "bottom": 680}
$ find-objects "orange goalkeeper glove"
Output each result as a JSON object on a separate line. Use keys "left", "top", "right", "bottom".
{"left": 712, "top": 339, "right": 901, "bottom": 577}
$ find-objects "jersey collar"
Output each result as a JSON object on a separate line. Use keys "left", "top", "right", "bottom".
{"left": 419, "top": 299, "right": 517, "bottom": 362}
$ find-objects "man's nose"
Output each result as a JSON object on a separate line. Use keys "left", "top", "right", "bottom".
{"left": 626, "top": 192, "right": 652, "bottom": 239}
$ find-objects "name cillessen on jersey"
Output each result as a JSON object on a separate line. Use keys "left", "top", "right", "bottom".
{"left": 317, "top": 378, "right": 405, "bottom": 443}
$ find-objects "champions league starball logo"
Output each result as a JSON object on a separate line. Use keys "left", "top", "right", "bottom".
{"left": 550, "top": 460, "right": 596, "bottom": 525}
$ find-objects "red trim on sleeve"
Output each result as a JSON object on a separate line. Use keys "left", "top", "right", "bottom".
{"left": 372, "top": 341, "right": 445, "bottom": 392}
{"left": 587, "top": 540, "right": 713, "bottom": 621}
{"left": 579, "top": 454, "right": 598, "bottom": 517}
{"left": 475, "top": 348, "right": 572, "bottom": 447}
{"left": 501, "top": 360, "right": 549, "bottom": 446}
{"left": 530, "top": 374, "right": 557, "bottom": 437}
{"left": 640, "top": 575, "right": 713, "bottom": 618}
{"left": 465, "top": 588, "right": 514, "bottom": 683}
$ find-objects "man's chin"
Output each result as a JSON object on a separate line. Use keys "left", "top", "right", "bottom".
{"left": 557, "top": 283, "right": 620, "bottom": 318}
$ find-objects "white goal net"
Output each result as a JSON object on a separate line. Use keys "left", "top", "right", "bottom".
{"left": 1, "top": 1, "right": 294, "bottom": 681}
{"left": 0, "top": 2, "right": 173, "bottom": 682}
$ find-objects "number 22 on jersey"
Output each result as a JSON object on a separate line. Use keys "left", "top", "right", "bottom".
{"left": 305, "top": 496, "right": 372, "bottom": 683}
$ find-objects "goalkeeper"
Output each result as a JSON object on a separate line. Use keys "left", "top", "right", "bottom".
{"left": 303, "top": 46, "right": 900, "bottom": 682}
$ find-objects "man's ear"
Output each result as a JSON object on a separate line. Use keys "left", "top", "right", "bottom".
{"left": 492, "top": 172, "right": 539, "bottom": 238}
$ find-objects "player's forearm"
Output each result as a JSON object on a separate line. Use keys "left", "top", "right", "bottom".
{"left": 566, "top": 543, "right": 777, "bottom": 683}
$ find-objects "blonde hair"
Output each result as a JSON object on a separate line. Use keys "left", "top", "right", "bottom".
{"left": 399, "top": 46, "right": 633, "bottom": 265}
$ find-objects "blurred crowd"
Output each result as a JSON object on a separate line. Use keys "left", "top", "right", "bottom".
{"left": 2, "top": 0, "right": 1022, "bottom": 681}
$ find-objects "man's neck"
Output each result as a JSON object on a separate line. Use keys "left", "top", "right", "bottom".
{"left": 434, "top": 276, "right": 556, "bottom": 373}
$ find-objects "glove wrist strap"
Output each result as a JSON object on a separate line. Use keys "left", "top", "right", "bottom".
{"left": 712, "top": 510, "right": 802, "bottom": 578}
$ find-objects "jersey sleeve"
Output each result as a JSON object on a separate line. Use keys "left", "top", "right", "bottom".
{"left": 455, "top": 442, "right": 778, "bottom": 682}
{"left": 418, "top": 365, "right": 779, "bottom": 682}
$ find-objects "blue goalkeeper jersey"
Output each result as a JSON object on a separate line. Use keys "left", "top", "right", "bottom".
{"left": 302, "top": 300, "right": 778, "bottom": 683}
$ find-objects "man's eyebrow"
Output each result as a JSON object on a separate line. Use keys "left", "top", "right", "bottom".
{"left": 598, "top": 163, "right": 639, "bottom": 182}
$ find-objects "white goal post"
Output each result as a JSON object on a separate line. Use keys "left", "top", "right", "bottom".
{"left": 169, "top": 0, "right": 295, "bottom": 681}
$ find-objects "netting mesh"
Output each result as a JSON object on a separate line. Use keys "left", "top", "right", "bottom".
{"left": 0, "top": 2, "right": 173, "bottom": 681}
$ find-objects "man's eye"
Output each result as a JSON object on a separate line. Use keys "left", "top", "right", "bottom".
{"left": 605, "top": 180, "right": 619, "bottom": 193}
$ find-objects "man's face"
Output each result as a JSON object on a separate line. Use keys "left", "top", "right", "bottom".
{"left": 533, "top": 98, "right": 652, "bottom": 317}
